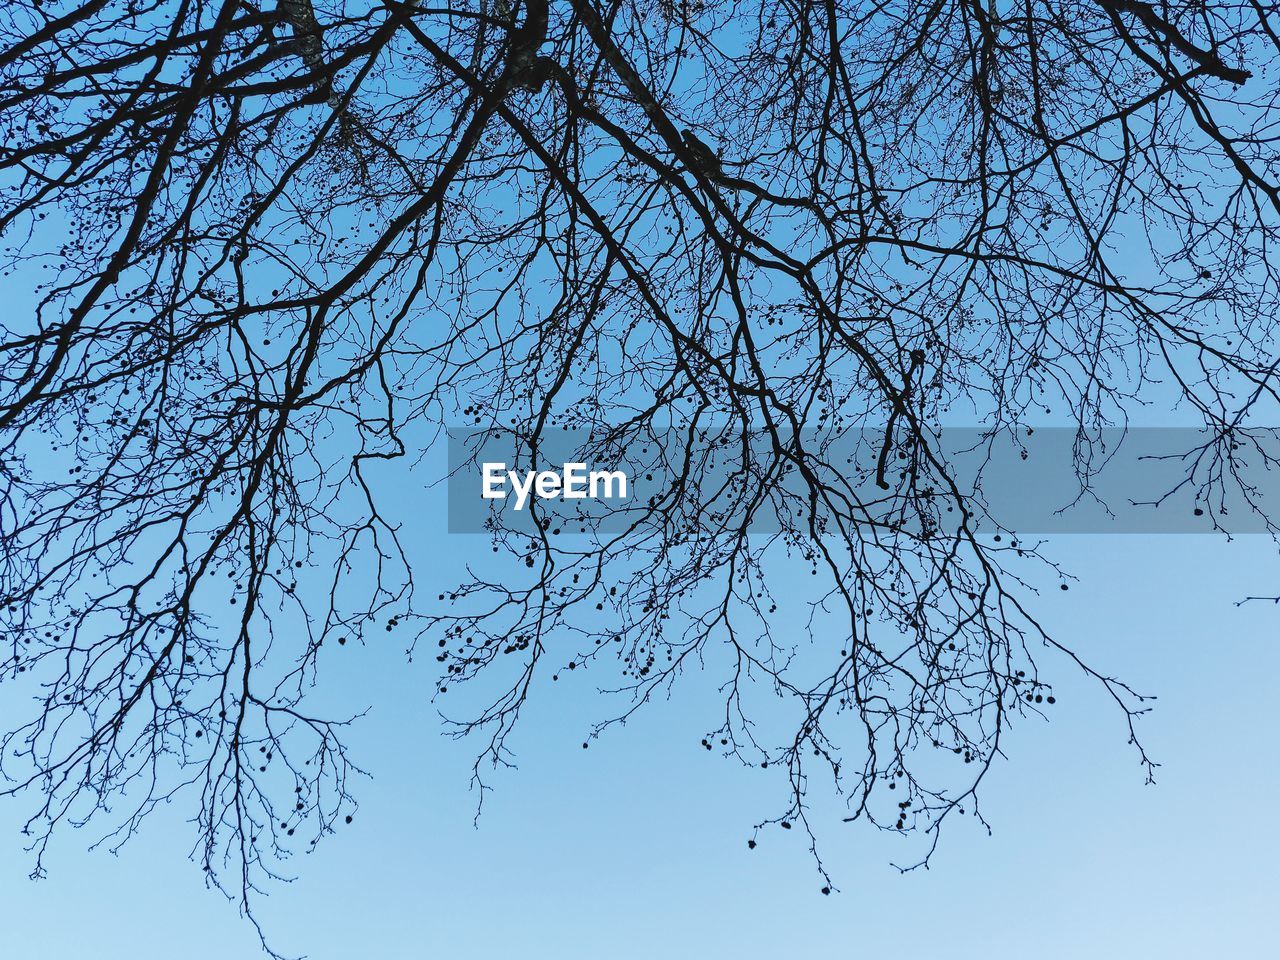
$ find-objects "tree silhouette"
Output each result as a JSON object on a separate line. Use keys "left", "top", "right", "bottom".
{"left": 1, "top": 0, "right": 1278, "bottom": 952}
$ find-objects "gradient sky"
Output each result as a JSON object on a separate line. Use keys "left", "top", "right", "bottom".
{"left": 2, "top": 499, "right": 1277, "bottom": 958}
{"left": 2, "top": 13, "right": 1277, "bottom": 955}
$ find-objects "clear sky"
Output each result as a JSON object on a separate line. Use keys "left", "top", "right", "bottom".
{"left": 1, "top": 505, "right": 1276, "bottom": 958}
{"left": 2, "top": 11, "right": 1277, "bottom": 956}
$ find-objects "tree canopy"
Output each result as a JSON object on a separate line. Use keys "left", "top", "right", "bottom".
{"left": 1, "top": 0, "right": 1278, "bottom": 951}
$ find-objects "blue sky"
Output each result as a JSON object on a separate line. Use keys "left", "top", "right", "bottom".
{"left": 2, "top": 520, "right": 1276, "bottom": 958}
{"left": 2, "top": 8, "right": 1277, "bottom": 956}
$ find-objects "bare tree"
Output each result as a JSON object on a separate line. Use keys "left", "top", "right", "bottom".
{"left": 1, "top": 0, "right": 1278, "bottom": 951}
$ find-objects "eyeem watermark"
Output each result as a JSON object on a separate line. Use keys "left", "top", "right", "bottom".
{"left": 450, "top": 425, "right": 1280, "bottom": 534}
{"left": 481, "top": 461, "right": 629, "bottom": 511}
